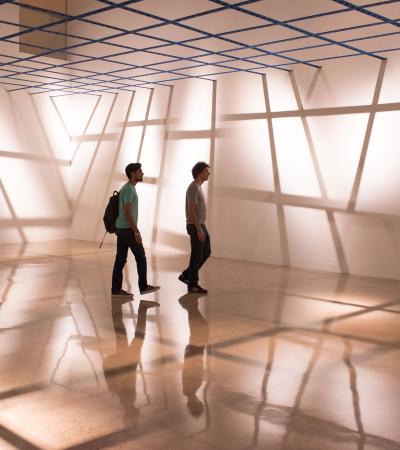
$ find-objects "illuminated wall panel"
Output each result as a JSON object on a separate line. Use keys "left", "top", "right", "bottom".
{"left": 0, "top": 87, "right": 71, "bottom": 243}
{"left": 53, "top": 94, "right": 100, "bottom": 138}
{"left": 83, "top": 94, "right": 116, "bottom": 135}
{"left": 118, "top": 127, "right": 142, "bottom": 166}
{"left": 213, "top": 199, "right": 283, "bottom": 265}
{"left": 264, "top": 69, "right": 298, "bottom": 112}
{"left": 379, "top": 55, "right": 400, "bottom": 103}
{"left": 32, "top": 95, "right": 71, "bottom": 161}
{"left": 69, "top": 141, "right": 98, "bottom": 201}
{"left": 217, "top": 71, "right": 265, "bottom": 114}
{"left": 70, "top": 93, "right": 132, "bottom": 242}
{"left": 334, "top": 212, "right": 400, "bottom": 280}
{"left": 11, "top": 91, "right": 53, "bottom": 160}
{"left": 307, "top": 114, "right": 369, "bottom": 203}
{"left": 284, "top": 205, "right": 340, "bottom": 272}
{"left": 294, "top": 56, "right": 382, "bottom": 109}
{"left": 148, "top": 86, "right": 171, "bottom": 120}
{"left": 2, "top": 51, "right": 400, "bottom": 281}
{"left": 139, "top": 126, "right": 165, "bottom": 179}
{"left": 273, "top": 117, "right": 321, "bottom": 198}
{"left": 357, "top": 111, "right": 400, "bottom": 215}
{"left": 137, "top": 183, "right": 158, "bottom": 248}
{"left": 169, "top": 78, "right": 212, "bottom": 131}
{"left": 214, "top": 119, "right": 273, "bottom": 191}
{"left": 2, "top": 158, "right": 68, "bottom": 220}
{"left": 0, "top": 90, "right": 20, "bottom": 152}
{"left": 128, "top": 89, "right": 151, "bottom": 122}
{"left": 212, "top": 110, "right": 279, "bottom": 264}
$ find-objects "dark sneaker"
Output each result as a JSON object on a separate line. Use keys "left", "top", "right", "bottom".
{"left": 111, "top": 289, "right": 134, "bottom": 298}
{"left": 188, "top": 285, "right": 208, "bottom": 294}
{"left": 178, "top": 274, "right": 189, "bottom": 285}
{"left": 140, "top": 285, "right": 160, "bottom": 295}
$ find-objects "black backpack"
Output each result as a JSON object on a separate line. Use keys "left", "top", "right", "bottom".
{"left": 99, "top": 191, "right": 119, "bottom": 248}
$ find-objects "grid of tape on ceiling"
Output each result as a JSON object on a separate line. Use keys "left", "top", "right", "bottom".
{"left": 0, "top": 0, "right": 399, "bottom": 95}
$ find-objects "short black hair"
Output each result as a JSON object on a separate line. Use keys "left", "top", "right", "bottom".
{"left": 192, "top": 161, "right": 210, "bottom": 179}
{"left": 125, "top": 163, "right": 141, "bottom": 179}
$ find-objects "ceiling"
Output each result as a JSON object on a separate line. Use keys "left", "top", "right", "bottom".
{"left": 0, "top": 0, "right": 399, "bottom": 95}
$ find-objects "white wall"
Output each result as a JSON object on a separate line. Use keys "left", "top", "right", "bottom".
{"left": 1, "top": 52, "right": 400, "bottom": 280}
{"left": 0, "top": 89, "right": 70, "bottom": 243}
{"left": 211, "top": 55, "right": 400, "bottom": 280}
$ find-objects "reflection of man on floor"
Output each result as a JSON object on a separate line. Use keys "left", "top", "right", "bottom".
{"left": 179, "top": 293, "right": 209, "bottom": 417}
{"left": 103, "top": 299, "right": 159, "bottom": 423}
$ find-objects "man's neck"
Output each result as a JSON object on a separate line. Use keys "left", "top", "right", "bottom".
{"left": 129, "top": 179, "right": 138, "bottom": 187}
{"left": 195, "top": 177, "right": 203, "bottom": 186}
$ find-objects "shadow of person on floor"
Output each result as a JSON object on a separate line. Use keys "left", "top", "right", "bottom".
{"left": 179, "top": 293, "right": 209, "bottom": 417}
{"left": 103, "top": 298, "right": 159, "bottom": 424}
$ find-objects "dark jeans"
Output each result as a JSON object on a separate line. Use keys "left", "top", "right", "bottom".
{"left": 112, "top": 228, "right": 147, "bottom": 292}
{"left": 182, "top": 224, "right": 211, "bottom": 288}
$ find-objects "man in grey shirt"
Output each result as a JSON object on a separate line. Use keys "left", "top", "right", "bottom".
{"left": 179, "top": 162, "right": 211, "bottom": 294}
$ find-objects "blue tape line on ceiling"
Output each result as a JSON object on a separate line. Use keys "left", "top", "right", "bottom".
{"left": 208, "top": 0, "right": 385, "bottom": 59}
{"left": 333, "top": 0, "right": 400, "bottom": 27}
{"left": 0, "top": 0, "right": 398, "bottom": 94}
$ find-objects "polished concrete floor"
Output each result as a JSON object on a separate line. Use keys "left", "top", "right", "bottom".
{"left": 1, "top": 240, "right": 400, "bottom": 450}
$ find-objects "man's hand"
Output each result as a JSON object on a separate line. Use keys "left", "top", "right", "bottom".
{"left": 197, "top": 229, "right": 205, "bottom": 242}
{"left": 134, "top": 232, "right": 142, "bottom": 244}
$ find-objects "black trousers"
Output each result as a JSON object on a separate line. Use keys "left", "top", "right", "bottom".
{"left": 112, "top": 228, "right": 147, "bottom": 292}
{"left": 182, "top": 224, "right": 211, "bottom": 288}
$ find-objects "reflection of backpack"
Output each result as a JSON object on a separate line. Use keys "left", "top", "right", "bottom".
{"left": 99, "top": 191, "right": 119, "bottom": 248}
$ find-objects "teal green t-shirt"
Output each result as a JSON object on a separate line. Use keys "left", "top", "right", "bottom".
{"left": 115, "top": 182, "right": 138, "bottom": 229}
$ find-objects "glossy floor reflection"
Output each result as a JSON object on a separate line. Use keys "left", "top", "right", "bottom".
{"left": 1, "top": 240, "right": 400, "bottom": 450}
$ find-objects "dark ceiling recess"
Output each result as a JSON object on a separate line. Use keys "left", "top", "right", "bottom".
{"left": 19, "top": 0, "right": 67, "bottom": 61}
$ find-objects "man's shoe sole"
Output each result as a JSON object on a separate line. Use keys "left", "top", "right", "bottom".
{"left": 111, "top": 293, "right": 134, "bottom": 298}
{"left": 188, "top": 288, "right": 208, "bottom": 294}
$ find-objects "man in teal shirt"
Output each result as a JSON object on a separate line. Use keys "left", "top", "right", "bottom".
{"left": 111, "top": 163, "right": 160, "bottom": 297}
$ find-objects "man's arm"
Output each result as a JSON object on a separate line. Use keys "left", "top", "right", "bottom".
{"left": 124, "top": 202, "right": 142, "bottom": 243}
{"left": 188, "top": 204, "right": 205, "bottom": 242}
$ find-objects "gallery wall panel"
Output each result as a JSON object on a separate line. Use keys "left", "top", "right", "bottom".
{"left": 2, "top": 51, "right": 400, "bottom": 280}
